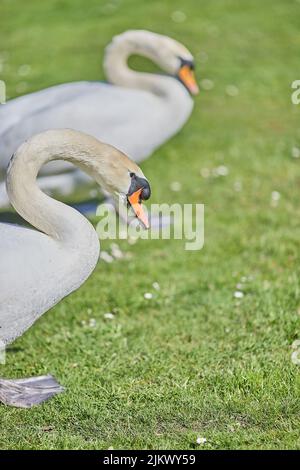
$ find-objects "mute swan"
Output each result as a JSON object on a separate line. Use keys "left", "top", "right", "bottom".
{"left": 0, "top": 30, "right": 198, "bottom": 207}
{"left": 0, "top": 128, "right": 150, "bottom": 408}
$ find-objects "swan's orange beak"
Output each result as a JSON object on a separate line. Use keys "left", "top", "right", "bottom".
{"left": 178, "top": 65, "right": 199, "bottom": 95}
{"left": 128, "top": 188, "right": 150, "bottom": 229}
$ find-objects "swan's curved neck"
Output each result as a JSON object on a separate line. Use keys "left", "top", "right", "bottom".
{"left": 104, "top": 34, "right": 174, "bottom": 97}
{"left": 6, "top": 130, "right": 118, "bottom": 246}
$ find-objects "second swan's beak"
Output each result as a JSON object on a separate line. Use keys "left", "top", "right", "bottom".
{"left": 178, "top": 65, "right": 199, "bottom": 95}
{"left": 128, "top": 188, "right": 150, "bottom": 229}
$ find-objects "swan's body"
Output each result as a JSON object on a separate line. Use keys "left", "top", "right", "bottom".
{"left": 0, "top": 128, "right": 150, "bottom": 407}
{"left": 0, "top": 214, "right": 99, "bottom": 345}
{"left": 0, "top": 30, "right": 198, "bottom": 207}
{"left": 0, "top": 79, "right": 191, "bottom": 169}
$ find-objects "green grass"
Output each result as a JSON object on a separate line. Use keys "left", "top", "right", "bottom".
{"left": 1, "top": 0, "right": 300, "bottom": 450}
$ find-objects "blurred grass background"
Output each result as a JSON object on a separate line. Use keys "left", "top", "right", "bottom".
{"left": 0, "top": 0, "right": 300, "bottom": 449}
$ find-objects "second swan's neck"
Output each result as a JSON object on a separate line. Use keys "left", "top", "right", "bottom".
{"left": 6, "top": 129, "right": 116, "bottom": 248}
{"left": 103, "top": 31, "right": 189, "bottom": 100}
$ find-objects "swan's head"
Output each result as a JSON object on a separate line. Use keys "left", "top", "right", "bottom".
{"left": 126, "top": 171, "right": 151, "bottom": 229}
{"left": 95, "top": 144, "right": 151, "bottom": 229}
{"left": 145, "top": 32, "right": 199, "bottom": 96}
{"left": 105, "top": 30, "right": 199, "bottom": 95}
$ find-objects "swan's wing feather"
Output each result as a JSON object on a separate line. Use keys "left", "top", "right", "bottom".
{"left": 0, "top": 83, "right": 169, "bottom": 171}
{"left": 0, "top": 81, "right": 98, "bottom": 135}
{"left": 0, "top": 223, "right": 83, "bottom": 345}
{"left": 0, "top": 81, "right": 105, "bottom": 172}
{"left": 0, "top": 80, "right": 193, "bottom": 207}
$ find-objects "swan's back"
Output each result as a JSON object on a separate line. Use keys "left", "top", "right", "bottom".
{"left": 0, "top": 82, "right": 102, "bottom": 175}
{"left": 0, "top": 79, "right": 193, "bottom": 172}
{"left": 0, "top": 82, "right": 94, "bottom": 137}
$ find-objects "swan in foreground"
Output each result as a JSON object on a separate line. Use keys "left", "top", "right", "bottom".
{"left": 0, "top": 128, "right": 151, "bottom": 408}
{"left": 0, "top": 30, "right": 198, "bottom": 207}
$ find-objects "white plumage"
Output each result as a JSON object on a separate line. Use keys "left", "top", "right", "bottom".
{"left": 0, "top": 128, "right": 149, "bottom": 407}
{"left": 0, "top": 30, "right": 197, "bottom": 207}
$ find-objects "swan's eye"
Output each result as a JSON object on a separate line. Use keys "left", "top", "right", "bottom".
{"left": 178, "top": 57, "right": 195, "bottom": 70}
{"left": 177, "top": 58, "right": 199, "bottom": 96}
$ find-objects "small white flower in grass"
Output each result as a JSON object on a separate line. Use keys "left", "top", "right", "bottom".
{"left": 216, "top": 165, "right": 229, "bottom": 176}
{"left": 144, "top": 292, "right": 153, "bottom": 300}
{"left": 89, "top": 318, "right": 96, "bottom": 327}
{"left": 234, "top": 180, "right": 242, "bottom": 192}
{"left": 234, "top": 291, "right": 244, "bottom": 299}
{"left": 271, "top": 191, "right": 280, "bottom": 201}
{"left": 292, "top": 339, "right": 300, "bottom": 349}
{"left": 196, "top": 436, "right": 207, "bottom": 445}
{"left": 291, "top": 349, "right": 300, "bottom": 365}
{"left": 291, "top": 146, "right": 300, "bottom": 158}
{"left": 200, "top": 78, "right": 214, "bottom": 91}
{"left": 170, "top": 181, "right": 182, "bottom": 192}
{"left": 271, "top": 191, "right": 280, "bottom": 207}
{"left": 104, "top": 312, "right": 115, "bottom": 320}
{"left": 171, "top": 10, "right": 186, "bottom": 23}
{"left": 111, "top": 243, "right": 124, "bottom": 259}
{"left": 200, "top": 168, "right": 210, "bottom": 178}
{"left": 152, "top": 282, "right": 160, "bottom": 291}
{"left": 226, "top": 84, "right": 239, "bottom": 97}
{"left": 100, "top": 251, "right": 114, "bottom": 263}
{"left": 291, "top": 339, "right": 300, "bottom": 362}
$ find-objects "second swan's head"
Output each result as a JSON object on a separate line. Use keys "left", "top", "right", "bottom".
{"left": 104, "top": 30, "right": 199, "bottom": 95}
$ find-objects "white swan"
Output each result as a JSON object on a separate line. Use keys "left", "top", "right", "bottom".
{"left": 0, "top": 30, "right": 198, "bottom": 207}
{"left": 0, "top": 128, "right": 150, "bottom": 408}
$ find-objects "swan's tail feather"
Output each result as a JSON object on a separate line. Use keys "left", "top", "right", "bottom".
{"left": 0, "top": 374, "right": 64, "bottom": 408}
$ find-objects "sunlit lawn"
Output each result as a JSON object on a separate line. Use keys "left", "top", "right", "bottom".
{"left": 0, "top": 0, "right": 300, "bottom": 450}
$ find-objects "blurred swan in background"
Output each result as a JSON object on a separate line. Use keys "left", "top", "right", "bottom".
{"left": 0, "top": 30, "right": 198, "bottom": 208}
{"left": 0, "top": 128, "right": 150, "bottom": 408}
